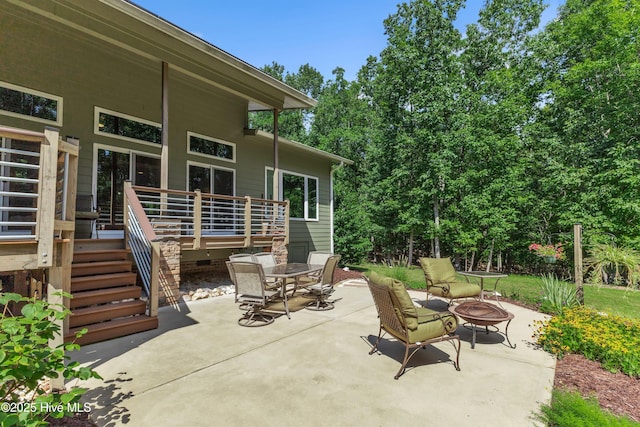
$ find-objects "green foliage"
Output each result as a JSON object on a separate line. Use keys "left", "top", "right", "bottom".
{"left": 538, "top": 273, "right": 580, "bottom": 315}
{"left": 533, "top": 306, "right": 640, "bottom": 377}
{"left": 585, "top": 244, "right": 640, "bottom": 288}
{"left": 535, "top": 389, "right": 640, "bottom": 427}
{"left": 0, "top": 293, "right": 101, "bottom": 426}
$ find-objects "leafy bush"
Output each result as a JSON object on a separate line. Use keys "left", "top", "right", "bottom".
{"left": 538, "top": 273, "right": 580, "bottom": 315}
{"left": 536, "top": 389, "right": 639, "bottom": 426}
{"left": 533, "top": 306, "right": 640, "bottom": 377}
{"left": 585, "top": 244, "right": 640, "bottom": 288}
{"left": 0, "top": 292, "right": 101, "bottom": 426}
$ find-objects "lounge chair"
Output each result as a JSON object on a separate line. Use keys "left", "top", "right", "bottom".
{"left": 365, "top": 271, "right": 461, "bottom": 379}
{"left": 419, "top": 257, "right": 481, "bottom": 304}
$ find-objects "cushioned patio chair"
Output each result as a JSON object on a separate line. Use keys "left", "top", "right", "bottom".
{"left": 226, "top": 261, "right": 283, "bottom": 327}
{"left": 303, "top": 254, "right": 341, "bottom": 311}
{"left": 365, "top": 271, "right": 461, "bottom": 379}
{"left": 419, "top": 257, "right": 481, "bottom": 305}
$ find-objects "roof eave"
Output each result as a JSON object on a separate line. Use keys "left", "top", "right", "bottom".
{"left": 253, "top": 130, "right": 354, "bottom": 165}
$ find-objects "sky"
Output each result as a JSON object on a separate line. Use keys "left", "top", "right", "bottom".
{"left": 133, "top": 0, "right": 565, "bottom": 82}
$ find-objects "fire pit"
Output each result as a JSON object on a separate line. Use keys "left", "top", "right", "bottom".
{"left": 449, "top": 300, "right": 515, "bottom": 349}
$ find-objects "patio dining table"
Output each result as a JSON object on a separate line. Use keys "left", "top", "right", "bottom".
{"left": 262, "top": 263, "right": 323, "bottom": 314}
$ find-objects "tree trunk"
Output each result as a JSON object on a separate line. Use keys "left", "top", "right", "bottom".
{"left": 486, "top": 239, "right": 495, "bottom": 272}
{"left": 408, "top": 230, "right": 414, "bottom": 266}
{"left": 469, "top": 251, "right": 476, "bottom": 272}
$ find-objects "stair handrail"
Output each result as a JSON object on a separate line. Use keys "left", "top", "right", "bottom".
{"left": 123, "top": 181, "right": 159, "bottom": 316}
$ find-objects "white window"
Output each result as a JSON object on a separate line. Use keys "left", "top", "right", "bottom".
{"left": 266, "top": 168, "right": 318, "bottom": 221}
{"left": 187, "top": 161, "right": 235, "bottom": 195}
{"left": 187, "top": 161, "right": 236, "bottom": 234}
{"left": 187, "top": 131, "right": 235, "bottom": 163}
{"left": 0, "top": 81, "right": 62, "bottom": 126}
{"left": 94, "top": 107, "right": 161, "bottom": 146}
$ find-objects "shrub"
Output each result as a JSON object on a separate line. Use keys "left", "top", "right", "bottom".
{"left": 0, "top": 292, "right": 101, "bottom": 426}
{"left": 535, "top": 389, "right": 639, "bottom": 426}
{"left": 533, "top": 306, "right": 640, "bottom": 377}
{"left": 585, "top": 244, "right": 640, "bottom": 288}
{"left": 538, "top": 273, "right": 580, "bottom": 315}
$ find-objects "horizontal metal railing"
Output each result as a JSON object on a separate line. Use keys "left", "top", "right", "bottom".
{"left": 0, "top": 131, "right": 42, "bottom": 240}
{"left": 130, "top": 185, "right": 289, "bottom": 247}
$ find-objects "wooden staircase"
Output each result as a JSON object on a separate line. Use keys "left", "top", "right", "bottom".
{"left": 65, "top": 247, "right": 158, "bottom": 345}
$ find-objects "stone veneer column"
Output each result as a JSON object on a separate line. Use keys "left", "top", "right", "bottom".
{"left": 271, "top": 236, "right": 288, "bottom": 265}
{"left": 152, "top": 220, "right": 181, "bottom": 306}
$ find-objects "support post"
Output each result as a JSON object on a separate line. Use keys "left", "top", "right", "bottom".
{"left": 574, "top": 223, "right": 584, "bottom": 304}
{"left": 193, "top": 189, "right": 202, "bottom": 250}
{"left": 272, "top": 108, "right": 280, "bottom": 200}
{"left": 244, "top": 196, "right": 252, "bottom": 247}
{"left": 37, "top": 127, "right": 59, "bottom": 268}
{"left": 160, "top": 62, "right": 169, "bottom": 211}
{"left": 150, "top": 242, "right": 160, "bottom": 316}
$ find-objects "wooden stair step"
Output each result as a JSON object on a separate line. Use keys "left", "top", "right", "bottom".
{"left": 71, "top": 272, "right": 138, "bottom": 292}
{"left": 73, "top": 249, "right": 129, "bottom": 264}
{"left": 71, "top": 260, "right": 132, "bottom": 277}
{"left": 65, "top": 315, "right": 159, "bottom": 346}
{"left": 69, "top": 300, "right": 147, "bottom": 328}
{"left": 70, "top": 286, "right": 142, "bottom": 308}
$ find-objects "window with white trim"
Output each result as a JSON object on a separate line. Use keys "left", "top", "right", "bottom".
{"left": 0, "top": 81, "right": 62, "bottom": 125}
{"left": 266, "top": 168, "right": 318, "bottom": 221}
{"left": 94, "top": 107, "right": 161, "bottom": 145}
{"left": 188, "top": 162, "right": 236, "bottom": 233}
{"left": 187, "top": 131, "right": 235, "bottom": 162}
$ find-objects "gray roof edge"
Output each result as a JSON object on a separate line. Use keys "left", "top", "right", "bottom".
{"left": 104, "top": 0, "right": 317, "bottom": 109}
{"left": 254, "top": 130, "right": 354, "bottom": 165}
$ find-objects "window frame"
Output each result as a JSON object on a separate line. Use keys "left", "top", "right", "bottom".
{"left": 0, "top": 81, "right": 63, "bottom": 126}
{"left": 186, "top": 160, "right": 236, "bottom": 196}
{"left": 186, "top": 131, "right": 236, "bottom": 163}
{"left": 265, "top": 167, "right": 319, "bottom": 222}
{"left": 94, "top": 106, "right": 162, "bottom": 147}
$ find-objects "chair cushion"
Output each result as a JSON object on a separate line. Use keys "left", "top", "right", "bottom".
{"left": 408, "top": 307, "right": 459, "bottom": 343}
{"left": 427, "top": 282, "right": 481, "bottom": 298}
{"left": 419, "top": 257, "right": 458, "bottom": 284}
{"left": 369, "top": 271, "right": 419, "bottom": 330}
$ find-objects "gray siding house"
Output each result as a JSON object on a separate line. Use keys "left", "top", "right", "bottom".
{"left": 0, "top": 0, "right": 350, "bottom": 343}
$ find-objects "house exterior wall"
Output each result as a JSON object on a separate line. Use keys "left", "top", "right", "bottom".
{"left": 0, "top": 6, "right": 337, "bottom": 261}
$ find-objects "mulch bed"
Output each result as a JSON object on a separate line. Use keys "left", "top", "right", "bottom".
{"left": 555, "top": 354, "right": 640, "bottom": 422}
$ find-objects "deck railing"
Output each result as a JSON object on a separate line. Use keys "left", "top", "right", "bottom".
{"left": 128, "top": 184, "right": 289, "bottom": 248}
{"left": 0, "top": 126, "right": 78, "bottom": 269}
{"left": 123, "top": 182, "right": 159, "bottom": 316}
{"left": 123, "top": 182, "right": 289, "bottom": 316}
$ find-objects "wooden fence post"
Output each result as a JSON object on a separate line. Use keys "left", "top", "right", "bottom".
{"left": 574, "top": 223, "right": 584, "bottom": 304}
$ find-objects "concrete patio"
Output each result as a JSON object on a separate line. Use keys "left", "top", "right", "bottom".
{"left": 70, "top": 280, "right": 556, "bottom": 426}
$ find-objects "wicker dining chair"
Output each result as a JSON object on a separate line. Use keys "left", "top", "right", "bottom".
{"left": 304, "top": 255, "right": 341, "bottom": 311}
{"left": 226, "top": 261, "right": 282, "bottom": 327}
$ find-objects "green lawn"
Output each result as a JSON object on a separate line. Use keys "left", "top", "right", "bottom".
{"left": 353, "top": 263, "right": 640, "bottom": 320}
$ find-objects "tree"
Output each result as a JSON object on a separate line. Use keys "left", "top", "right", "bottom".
{"left": 457, "top": 0, "right": 545, "bottom": 269}
{"left": 308, "top": 67, "right": 376, "bottom": 263}
{"left": 535, "top": 0, "right": 640, "bottom": 246}
{"left": 365, "top": 0, "right": 466, "bottom": 262}
{"left": 249, "top": 62, "right": 323, "bottom": 143}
